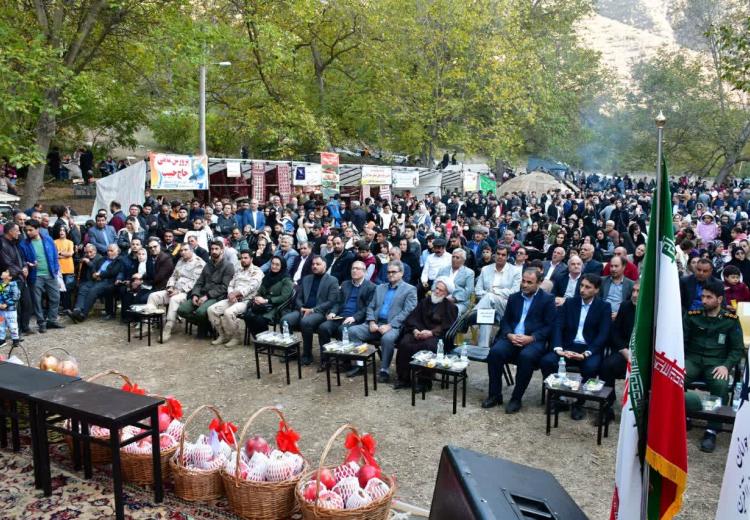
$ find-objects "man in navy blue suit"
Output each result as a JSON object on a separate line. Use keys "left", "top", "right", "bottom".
{"left": 482, "top": 269, "right": 557, "bottom": 413}
{"left": 540, "top": 273, "right": 611, "bottom": 420}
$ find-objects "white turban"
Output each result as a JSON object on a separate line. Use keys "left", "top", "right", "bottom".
{"left": 433, "top": 276, "right": 455, "bottom": 295}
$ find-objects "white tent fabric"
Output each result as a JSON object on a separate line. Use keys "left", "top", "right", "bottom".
{"left": 91, "top": 161, "right": 147, "bottom": 218}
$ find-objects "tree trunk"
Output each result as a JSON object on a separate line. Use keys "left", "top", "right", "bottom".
{"left": 22, "top": 89, "right": 59, "bottom": 208}
{"left": 714, "top": 120, "right": 750, "bottom": 186}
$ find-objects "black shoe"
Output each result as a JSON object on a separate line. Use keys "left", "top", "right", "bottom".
{"left": 700, "top": 431, "right": 717, "bottom": 453}
{"left": 37, "top": 325, "right": 47, "bottom": 333}
{"left": 505, "top": 399, "right": 522, "bottom": 414}
{"left": 481, "top": 396, "right": 502, "bottom": 409}
{"left": 20, "top": 327, "right": 33, "bottom": 334}
{"left": 301, "top": 355, "right": 313, "bottom": 366}
{"left": 46, "top": 321, "right": 65, "bottom": 329}
{"left": 346, "top": 366, "right": 364, "bottom": 377}
{"left": 70, "top": 310, "right": 84, "bottom": 323}
{"left": 571, "top": 404, "right": 586, "bottom": 421}
{"left": 378, "top": 372, "right": 390, "bottom": 383}
{"left": 392, "top": 380, "right": 410, "bottom": 390}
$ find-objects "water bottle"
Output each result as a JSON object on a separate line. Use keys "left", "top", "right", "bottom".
{"left": 436, "top": 339, "right": 445, "bottom": 361}
{"left": 460, "top": 341, "right": 469, "bottom": 363}
{"left": 557, "top": 356, "right": 566, "bottom": 378}
{"left": 282, "top": 321, "right": 290, "bottom": 340}
{"left": 342, "top": 326, "right": 349, "bottom": 345}
{"left": 733, "top": 382, "right": 743, "bottom": 411}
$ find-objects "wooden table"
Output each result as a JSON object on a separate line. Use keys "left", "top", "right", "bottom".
{"left": 126, "top": 309, "right": 165, "bottom": 346}
{"left": 409, "top": 360, "right": 468, "bottom": 414}
{"left": 253, "top": 333, "right": 302, "bottom": 385}
{"left": 687, "top": 405, "right": 737, "bottom": 433}
{"left": 322, "top": 342, "right": 378, "bottom": 396}
{"left": 0, "top": 362, "right": 80, "bottom": 488}
{"left": 545, "top": 382, "right": 614, "bottom": 445}
{"left": 29, "top": 382, "right": 164, "bottom": 520}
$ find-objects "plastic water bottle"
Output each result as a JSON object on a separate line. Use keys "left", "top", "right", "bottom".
{"left": 282, "top": 321, "right": 290, "bottom": 340}
{"left": 733, "top": 382, "right": 743, "bottom": 411}
{"left": 557, "top": 356, "right": 566, "bottom": 378}
{"left": 460, "top": 341, "right": 469, "bottom": 362}
{"left": 436, "top": 339, "right": 445, "bottom": 361}
{"left": 342, "top": 326, "right": 349, "bottom": 345}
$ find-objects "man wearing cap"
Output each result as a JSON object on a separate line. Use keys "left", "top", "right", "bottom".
{"left": 419, "top": 237, "right": 451, "bottom": 299}
{"left": 177, "top": 240, "right": 235, "bottom": 337}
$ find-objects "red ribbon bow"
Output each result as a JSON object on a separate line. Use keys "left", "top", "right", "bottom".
{"left": 159, "top": 396, "right": 183, "bottom": 421}
{"left": 121, "top": 382, "right": 146, "bottom": 395}
{"left": 209, "top": 418, "right": 238, "bottom": 445}
{"left": 344, "top": 432, "right": 379, "bottom": 470}
{"left": 276, "top": 420, "right": 301, "bottom": 454}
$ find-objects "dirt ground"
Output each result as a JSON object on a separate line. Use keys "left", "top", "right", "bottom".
{"left": 13, "top": 314, "right": 727, "bottom": 519}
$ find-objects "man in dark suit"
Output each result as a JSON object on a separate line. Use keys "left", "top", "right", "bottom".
{"left": 289, "top": 241, "right": 314, "bottom": 285}
{"left": 541, "top": 247, "right": 567, "bottom": 284}
{"left": 541, "top": 273, "right": 612, "bottom": 420}
{"left": 187, "top": 235, "right": 210, "bottom": 263}
{"left": 482, "top": 269, "right": 557, "bottom": 413}
{"left": 281, "top": 256, "right": 341, "bottom": 365}
{"left": 551, "top": 255, "right": 583, "bottom": 304}
{"left": 317, "top": 260, "right": 376, "bottom": 370}
{"left": 599, "top": 255, "right": 634, "bottom": 317}
{"left": 579, "top": 243, "right": 603, "bottom": 275}
{"left": 324, "top": 235, "right": 355, "bottom": 283}
{"left": 679, "top": 258, "right": 715, "bottom": 312}
{"left": 70, "top": 243, "right": 123, "bottom": 322}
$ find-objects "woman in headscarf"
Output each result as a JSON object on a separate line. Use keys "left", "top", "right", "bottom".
{"left": 392, "top": 277, "right": 458, "bottom": 391}
{"left": 727, "top": 243, "right": 750, "bottom": 283}
{"left": 243, "top": 256, "right": 293, "bottom": 337}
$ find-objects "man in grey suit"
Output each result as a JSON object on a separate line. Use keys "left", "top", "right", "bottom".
{"left": 87, "top": 214, "right": 118, "bottom": 255}
{"left": 347, "top": 260, "right": 417, "bottom": 383}
{"left": 599, "top": 255, "right": 634, "bottom": 318}
{"left": 436, "top": 248, "right": 474, "bottom": 315}
{"left": 281, "top": 256, "right": 340, "bottom": 365}
{"left": 317, "top": 260, "right": 376, "bottom": 371}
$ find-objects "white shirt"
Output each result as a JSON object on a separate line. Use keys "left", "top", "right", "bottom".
{"left": 293, "top": 256, "right": 309, "bottom": 283}
{"left": 564, "top": 273, "right": 581, "bottom": 299}
{"left": 544, "top": 261, "right": 562, "bottom": 281}
{"left": 421, "top": 252, "right": 451, "bottom": 283}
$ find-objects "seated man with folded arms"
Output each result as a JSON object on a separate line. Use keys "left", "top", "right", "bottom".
{"left": 540, "top": 273, "right": 611, "bottom": 421}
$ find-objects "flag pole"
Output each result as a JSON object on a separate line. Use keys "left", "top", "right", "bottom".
{"left": 640, "top": 110, "right": 667, "bottom": 520}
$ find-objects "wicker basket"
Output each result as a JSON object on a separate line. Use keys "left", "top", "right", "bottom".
{"left": 38, "top": 347, "right": 79, "bottom": 376}
{"left": 169, "top": 404, "right": 225, "bottom": 501}
{"left": 220, "top": 406, "right": 307, "bottom": 520}
{"left": 63, "top": 369, "right": 133, "bottom": 464}
{"left": 295, "top": 424, "right": 395, "bottom": 520}
{"left": 120, "top": 393, "right": 176, "bottom": 486}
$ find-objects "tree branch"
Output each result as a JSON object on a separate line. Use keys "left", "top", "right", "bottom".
{"left": 64, "top": 0, "right": 109, "bottom": 68}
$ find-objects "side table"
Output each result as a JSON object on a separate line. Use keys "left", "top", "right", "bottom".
{"left": 322, "top": 342, "right": 378, "bottom": 396}
{"left": 29, "top": 382, "right": 164, "bottom": 520}
{"left": 126, "top": 309, "right": 165, "bottom": 346}
{"left": 409, "top": 361, "right": 467, "bottom": 414}
{"left": 687, "top": 405, "right": 736, "bottom": 433}
{"left": 545, "top": 382, "right": 614, "bottom": 445}
{"left": 253, "top": 333, "right": 302, "bottom": 385}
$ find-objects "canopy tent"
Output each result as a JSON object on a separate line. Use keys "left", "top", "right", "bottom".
{"left": 0, "top": 191, "right": 20, "bottom": 203}
{"left": 497, "top": 171, "right": 572, "bottom": 196}
{"left": 91, "top": 160, "right": 147, "bottom": 217}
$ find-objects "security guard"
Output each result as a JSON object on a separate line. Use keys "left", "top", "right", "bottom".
{"left": 683, "top": 278, "right": 745, "bottom": 452}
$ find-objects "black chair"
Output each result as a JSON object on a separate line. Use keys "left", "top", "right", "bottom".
{"left": 243, "top": 289, "right": 296, "bottom": 346}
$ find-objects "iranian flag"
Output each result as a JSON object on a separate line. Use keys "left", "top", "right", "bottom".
{"left": 610, "top": 158, "right": 687, "bottom": 520}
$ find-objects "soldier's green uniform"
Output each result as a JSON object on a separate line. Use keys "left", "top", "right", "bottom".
{"left": 683, "top": 308, "right": 744, "bottom": 403}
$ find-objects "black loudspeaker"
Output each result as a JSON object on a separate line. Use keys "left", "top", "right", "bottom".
{"left": 429, "top": 446, "right": 589, "bottom": 520}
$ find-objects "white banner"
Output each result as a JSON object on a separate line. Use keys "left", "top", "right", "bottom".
{"left": 463, "top": 171, "right": 478, "bottom": 192}
{"left": 715, "top": 353, "right": 749, "bottom": 520}
{"left": 361, "top": 165, "right": 392, "bottom": 185}
{"left": 392, "top": 170, "right": 419, "bottom": 188}
{"left": 293, "top": 164, "right": 322, "bottom": 186}
{"left": 149, "top": 153, "right": 209, "bottom": 190}
{"left": 226, "top": 161, "right": 241, "bottom": 178}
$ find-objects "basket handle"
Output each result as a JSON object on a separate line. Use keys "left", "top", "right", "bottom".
{"left": 232, "top": 406, "right": 291, "bottom": 487}
{"left": 5, "top": 343, "right": 30, "bottom": 366}
{"left": 40, "top": 347, "right": 71, "bottom": 360}
{"left": 86, "top": 369, "right": 134, "bottom": 388}
{"left": 177, "top": 404, "right": 224, "bottom": 466}
{"left": 312, "top": 423, "right": 361, "bottom": 512}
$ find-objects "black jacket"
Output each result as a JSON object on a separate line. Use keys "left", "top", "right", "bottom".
{"left": 0, "top": 235, "right": 26, "bottom": 280}
{"left": 324, "top": 250, "right": 355, "bottom": 283}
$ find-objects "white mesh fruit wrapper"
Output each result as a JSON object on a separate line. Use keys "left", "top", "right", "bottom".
{"left": 317, "top": 490, "right": 344, "bottom": 509}
{"left": 301, "top": 480, "right": 322, "bottom": 503}
{"left": 269, "top": 449, "right": 284, "bottom": 458}
{"left": 346, "top": 487, "right": 373, "bottom": 509}
{"left": 283, "top": 452, "right": 304, "bottom": 475}
{"left": 120, "top": 425, "right": 141, "bottom": 441}
{"left": 365, "top": 477, "right": 390, "bottom": 500}
{"left": 333, "top": 461, "right": 360, "bottom": 482}
{"left": 264, "top": 454, "right": 292, "bottom": 482}
{"left": 193, "top": 444, "right": 214, "bottom": 469}
{"left": 248, "top": 450, "right": 269, "bottom": 469}
{"left": 332, "top": 476, "right": 359, "bottom": 503}
{"left": 217, "top": 440, "right": 232, "bottom": 460}
{"left": 159, "top": 433, "right": 176, "bottom": 452}
{"left": 195, "top": 434, "right": 208, "bottom": 445}
{"left": 165, "top": 419, "right": 184, "bottom": 441}
{"left": 246, "top": 463, "right": 265, "bottom": 482}
{"left": 202, "top": 457, "right": 225, "bottom": 472}
{"left": 89, "top": 425, "right": 110, "bottom": 438}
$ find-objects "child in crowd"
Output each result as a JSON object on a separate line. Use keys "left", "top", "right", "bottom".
{"left": 0, "top": 269, "right": 20, "bottom": 346}
{"left": 723, "top": 265, "right": 750, "bottom": 309}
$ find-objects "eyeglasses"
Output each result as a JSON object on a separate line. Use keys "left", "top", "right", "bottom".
{"left": 387, "top": 270, "right": 400, "bottom": 275}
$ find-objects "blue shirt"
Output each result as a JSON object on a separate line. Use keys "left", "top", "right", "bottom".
{"left": 341, "top": 283, "right": 361, "bottom": 318}
{"left": 513, "top": 291, "right": 537, "bottom": 335}
{"left": 378, "top": 284, "right": 398, "bottom": 322}
{"left": 574, "top": 300, "right": 592, "bottom": 344}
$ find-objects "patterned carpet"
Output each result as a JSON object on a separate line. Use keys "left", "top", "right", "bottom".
{"left": 0, "top": 439, "right": 248, "bottom": 520}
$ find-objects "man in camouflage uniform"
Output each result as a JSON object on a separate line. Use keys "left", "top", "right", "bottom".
{"left": 683, "top": 278, "right": 745, "bottom": 452}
